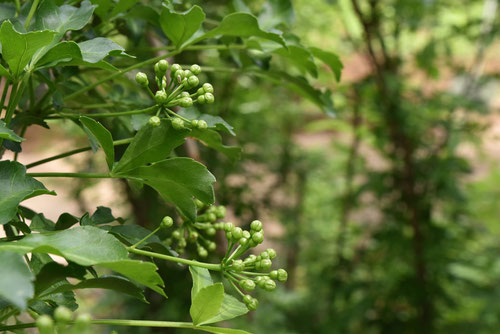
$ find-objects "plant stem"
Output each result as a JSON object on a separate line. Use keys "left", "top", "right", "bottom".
{"left": 127, "top": 247, "right": 221, "bottom": 271}
{"left": 24, "top": 0, "right": 40, "bottom": 29}
{"left": 129, "top": 227, "right": 161, "bottom": 249}
{"left": 144, "top": 44, "right": 246, "bottom": 52}
{"left": 26, "top": 138, "right": 133, "bottom": 169}
{"left": 49, "top": 105, "right": 159, "bottom": 119}
{"left": 27, "top": 172, "right": 110, "bottom": 178}
{"left": 0, "top": 79, "right": 10, "bottom": 113}
{"left": 0, "top": 319, "right": 216, "bottom": 332}
{"left": 164, "top": 108, "right": 191, "bottom": 123}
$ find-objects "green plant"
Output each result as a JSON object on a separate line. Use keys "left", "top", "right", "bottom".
{"left": 0, "top": 1, "right": 340, "bottom": 333}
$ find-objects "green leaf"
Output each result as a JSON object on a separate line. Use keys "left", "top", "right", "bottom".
{"left": 309, "top": 47, "right": 343, "bottom": 81}
{"left": 0, "top": 226, "right": 127, "bottom": 265}
{"left": 0, "top": 120, "right": 24, "bottom": 142}
{"left": 46, "top": 275, "right": 147, "bottom": 303}
{"left": 190, "top": 266, "right": 213, "bottom": 302}
{"left": 195, "top": 12, "right": 285, "bottom": 47}
{"left": 190, "top": 129, "right": 241, "bottom": 163}
{"left": 0, "top": 21, "right": 55, "bottom": 77}
{"left": 30, "top": 214, "right": 55, "bottom": 232}
{"left": 77, "top": 37, "right": 129, "bottom": 63}
{"left": 0, "top": 160, "right": 55, "bottom": 225}
{"left": 273, "top": 45, "right": 318, "bottom": 77}
{"left": 119, "top": 158, "right": 216, "bottom": 221}
{"left": 100, "top": 260, "right": 166, "bottom": 298}
{"left": 35, "top": 41, "right": 82, "bottom": 68}
{"left": 112, "top": 119, "right": 189, "bottom": 174}
{"left": 160, "top": 5, "right": 205, "bottom": 48}
{"left": 109, "top": 0, "right": 140, "bottom": 18}
{"left": 54, "top": 213, "right": 79, "bottom": 230}
{"left": 80, "top": 116, "right": 115, "bottom": 170}
{"left": 197, "top": 327, "right": 252, "bottom": 334}
{"left": 90, "top": 206, "right": 122, "bottom": 225}
{"left": 34, "top": 0, "right": 96, "bottom": 35}
{"left": 0, "top": 63, "right": 12, "bottom": 80}
{"left": 199, "top": 294, "right": 249, "bottom": 325}
{"left": 190, "top": 283, "right": 225, "bottom": 326}
{"left": 0, "top": 251, "right": 34, "bottom": 309}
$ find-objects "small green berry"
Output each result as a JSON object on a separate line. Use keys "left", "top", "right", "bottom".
{"left": 181, "top": 91, "right": 190, "bottom": 98}
{"left": 206, "top": 227, "right": 216, "bottom": 237}
{"left": 197, "top": 120, "right": 208, "bottom": 129}
{"left": 277, "top": 269, "right": 288, "bottom": 283}
{"left": 172, "top": 230, "right": 182, "bottom": 239}
{"left": 260, "top": 251, "right": 270, "bottom": 260}
{"left": 191, "top": 119, "right": 200, "bottom": 127}
{"left": 184, "top": 70, "right": 193, "bottom": 77}
{"left": 135, "top": 72, "right": 148, "bottom": 86}
{"left": 240, "top": 279, "right": 256, "bottom": 292}
{"left": 170, "top": 64, "right": 182, "bottom": 77}
{"left": 204, "top": 93, "right": 215, "bottom": 104}
{"left": 172, "top": 118, "right": 185, "bottom": 130}
{"left": 190, "top": 64, "right": 202, "bottom": 75}
{"left": 242, "top": 230, "right": 251, "bottom": 239}
{"left": 189, "top": 231, "right": 199, "bottom": 242}
{"left": 232, "top": 227, "right": 243, "bottom": 240}
{"left": 157, "top": 59, "right": 169, "bottom": 72}
{"left": 54, "top": 306, "right": 73, "bottom": 323}
{"left": 178, "top": 237, "right": 187, "bottom": 248}
{"left": 180, "top": 97, "right": 193, "bottom": 108}
{"left": 226, "top": 231, "right": 233, "bottom": 240}
{"left": 239, "top": 237, "right": 248, "bottom": 246}
{"left": 261, "top": 259, "right": 272, "bottom": 271}
{"left": 155, "top": 90, "right": 168, "bottom": 104}
{"left": 203, "top": 83, "right": 214, "bottom": 93}
{"left": 197, "top": 87, "right": 205, "bottom": 96}
{"left": 247, "top": 297, "right": 259, "bottom": 311}
{"left": 207, "top": 212, "right": 217, "bottom": 222}
{"left": 198, "top": 246, "right": 208, "bottom": 258}
{"left": 263, "top": 279, "right": 277, "bottom": 291}
{"left": 251, "top": 220, "right": 263, "bottom": 231}
{"left": 269, "top": 270, "right": 278, "bottom": 280}
{"left": 36, "top": 315, "right": 54, "bottom": 334}
{"left": 243, "top": 294, "right": 253, "bottom": 305}
{"left": 266, "top": 248, "right": 277, "bottom": 259}
{"left": 149, "top": 116, "right": 161, "bottom": 127}
{"left": 224, "top": 222, "right": 234, "bottom": 232}
{"left": 161, "top": 216, "right": 173, "bottom": 228}
{"left": 188, "top": 76, "right": 199, "bottom": 88}
{"left": 197, "top": 95, "right": 206, "bottom": 104}
{"left": 207, "top": 241, "right": 216, "bottom": 251}
{"left": 216, "top": 206, "right": 226, "bottom": 218}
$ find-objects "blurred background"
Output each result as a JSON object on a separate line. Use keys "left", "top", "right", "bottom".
{"left": 8, "top": 0, "right": 500, "bottom": 333}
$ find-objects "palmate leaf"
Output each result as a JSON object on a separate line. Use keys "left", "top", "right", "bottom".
{"left": 0, "top": 161, "right": 55, "bottom": 225}
{"left": 0, "top": 251, "right": 34, "bottom": 309}
{"left": 0, "top": 21, "right": 55, "bottom": 77}
{"left": 118, "top": 158, "right": 216, "bottom": 222}
{"left": 0, "top": 226, "right": 166, "bottom": 297}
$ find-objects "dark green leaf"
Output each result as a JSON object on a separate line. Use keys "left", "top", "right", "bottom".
{"left": 160, "top": 5, "right": 205, "bottom": 48}
{"left": 259, "top": 0, "right": 295, "bottom": 29}
{"left": 190, "top": 283, "right": 224, "bottom": 325}
{"left": 90, "top": 206, "right": 121, "bottom": 225}
{"left": 0, "top": 21, "right": 55, "bottom": 77}
{"left": 190, "top": 129, "right": 241, "bottom": 162}
{"left": 0, "top": 63, "right": 11, "bottom": 80}
{"left": 30, "top": 214, "right": 55, "bottom": 232}
{"left": 0, "top": 120, "right": 24, "bottom": 142}
{"left": 119, "top": 158, "right": 216, "bottom": 221}
{"left": 77, "top": 37, "right": 129, "bottom": 63}
{"left": 309, "top": 47, "right": 343, "bottom": 81}
{"left": 195, "top": 12, "right": 285, "bottom": 47}
{"left": 273, "top": 45, "right": 318, "bottom": 77}
{"left": 54, "top": 213, "right": 79, "bottom": 230}
{"left": 34, "top": 0, "right": 96, "bottom": 35}
{"left": 34, "top": 261, "right": 87, "bottom": 294}
{"left": 0, "top": 160, "right": 55, "bottom": 225}
{"left": 80, "top": 116, "right": 115, "bottom": 170}
{"left": 0, "top": 251, "right": 34, "bottom": 309}
{"left": 35, "top": 41, "right": 82, "bottom": 68}
{"left": 112, "top": 118, "right": 189, "bottom": 174}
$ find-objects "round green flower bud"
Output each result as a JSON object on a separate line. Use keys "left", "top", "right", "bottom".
{"left": 54, "top": 306, "right": 73, "bottom": 323}
{"left": 74, "top": 314, "right": 92, "bottom": 331}
{"left": 257, "top": 276, "right": 267, "bottom": 288}
{"left": 198, "top": 246, "right": 208, "bottom": 258}
{"left": 157, "top": 59, "right": 169, "bottom": 72}
{"left": 232, "top": 259, "right": 245, "bottom": 272}
{"left": 149, "top": 116, "right": 161, "bottom": 127}
{"left": 251, "top": 231, "right": 264, "bottom": 244}
{"left": 269, "top": 270, "right": 278, "bottom": 280}
{"left": 250, "top": 220, "right": 263, "bottom": 231}
{"left": 263, "top": 279, "right": 276, "bottom": 291}
{"left": 170, "top": 64, "right": 182, "bottom": 77}
{"left": 206, "top": 227, "right": 216, "bottom": 237}
{"left": 277, "top": 269, "right": 288, "bottom": 283}
{"left": 207, "top": 212, "right": 217, "bottom": 222}
{"left": 190, "top": 64, "right": 202, "bottom": 75}
{"left": 242, "top": 230, "right": 251, "bottom": 239}
{"left": 180, "top": 97, "right": 193, "bottom": 108}
{"left": 224, "top": 222, "right": 234, "bottom": 232}
{"left": 191, "top": 120, "right": 200, "bottom": 128}
{"left": 197, "top": 95, "right": 206, "bottom": 104}
{"left": 216, "top": 206, "right": 226, "bottom": 219}
{"left": 240, "top": 279, "right": 256, "bottom": 292}
{"left": 181, "top": 91, "right": 190, "bottom": 98}
{"left": 232, "top": 226, "right": 243, "bottom": 240}
{"left": 189, "top": 231, "right": 199, "bottom": 242}
{"left": 266, "top": 248, "right": 277, "bottom": 259}
{"left": 184, "top": 70, "right": 193, "bottom": 77}
{"left": 178, "top": 237, "right": 187, "bottom": 248}
{"left": 165, "top": 238, "right": 173, "bottom": 246}
{"left": 172, "top": 118, "right": 185, "bottom": 130}
{"left": 243, "top": 294, "right": 253, "bottom": 305}
{"left": 244, "top": 254, "right": 257, "bottom": 263}
{"left": 36, "top": 315, "right": 54, "bottom": 334}
{"left": 155, "top": 90, "right": 168, "bottom": 104}
{"left": 203, "top": 83, "right": 214, "bottom": 93}
{"left": 135, "top": 72, "right": 149, "bottom": 86}
{"left": 196, "top": 87, "right": 205, "bottom": 96}
{"left": 255, "top": 260, "right": 262, "bottom": 271}
{"left": 214, "top": 223, "right": 224, "bottom": 230}
{"left": 239, "top": 237, "right": 248, "bottom": 246}
{"left": 260, "top": 251, "right": 270, "bottom": 260}
{"left": 197, "top": 120, "right": 208, "bottom": 130}
{"left": 247, "top": 297, "right": 259, "bottom": 311}
{"left": 225, "top": 231, "right": 232, "bottom": 240}
{"left": 175, "top": 70, "right": 185, "bottom": 80}
{"left": 207, "top": 241, "right": 216, "bottom": 252}
{"left": 172, "top": 230, "right": 182, "bottom": 239}
{"left": 261, "top": 258, "right": 272, "bottom": 271}
{"left": 188, "top": 76, "right": 199, "bottom": 88}
{"left": 204, "top": 93, "right": 215, "bottom": 104}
